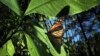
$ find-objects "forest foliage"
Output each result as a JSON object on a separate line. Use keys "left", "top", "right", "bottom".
{"left": 0, "top": 0, "right": 100, "bottom": 56}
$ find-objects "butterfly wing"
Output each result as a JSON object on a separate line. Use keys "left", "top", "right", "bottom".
{"left": 48, "top": 18, "right": 64, "bottom": 45}
{"left": 48, "top": 20, "right": 64, "bottom": 38}
{"left": 51, "top": 29, "right": 64, "bottom": 38}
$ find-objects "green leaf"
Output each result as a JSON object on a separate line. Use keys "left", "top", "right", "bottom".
{"left": 24, "top": 33, "right": 40, "bottom": 56}
{"left": 0, "top": 40, "right": 15, "bottom": 56}
{"left": 33, "top": 25, "right": 49, "bottom": 45}
{"left": 0, "top": 0, "right": 21, "bottom": 15}
{"left": 7, "top": 40, "right": 15, "bottom": 56}
{"left": 0, "top": 45, "right": 7, "bottom": 56}
{"left": 25, "top": 0, "right": 67, "bottom": 16}
{"left": 66, "top": 0, "right": 99, "bottom": 15}
{"left": 25, "top": 0, "right": 99, "bottom": 16}
{"left": 60, "top": 46, "right": 68, "bottom": 56}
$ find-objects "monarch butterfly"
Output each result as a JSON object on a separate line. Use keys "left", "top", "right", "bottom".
{"left": 48, "top": 17, "right": 64, "bottom": 45}
{"left": 48, "top": 17, "right": 64, "bottom": 39}
{"left": 47, "top": 17, "right": 64, "bottom": 53}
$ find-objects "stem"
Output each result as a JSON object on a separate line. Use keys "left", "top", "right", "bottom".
{"left": 77, "top": 15, "right": 93, "bottom": 56}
